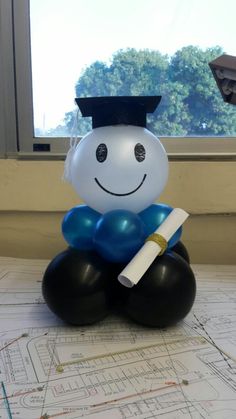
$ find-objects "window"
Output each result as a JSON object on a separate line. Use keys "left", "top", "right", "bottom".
{"left": 1, "top": 0, "right": 236, "bottom": 157}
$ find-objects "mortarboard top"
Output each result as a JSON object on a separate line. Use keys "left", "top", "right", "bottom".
{"left": 75, "top": 96, "right": 162, "bottom": 128}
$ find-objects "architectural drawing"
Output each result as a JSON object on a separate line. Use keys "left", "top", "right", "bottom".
{"left": 0, "top": 257, "right": 236, "bottom": 418}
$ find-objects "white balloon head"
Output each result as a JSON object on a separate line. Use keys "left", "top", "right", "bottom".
{"left": 67, "top": 96, "right": 169, "bottom": 214}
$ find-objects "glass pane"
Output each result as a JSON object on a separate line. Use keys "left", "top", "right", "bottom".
{"left": 30, "top": 0, "right": 236, "bottom": 137}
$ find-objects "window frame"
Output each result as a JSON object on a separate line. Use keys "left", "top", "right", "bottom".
{"left": 2, "top": 0, "right": 236, "bottom": 159}
{"left": 0, "top": 0, "right": 18, "bottom": 157}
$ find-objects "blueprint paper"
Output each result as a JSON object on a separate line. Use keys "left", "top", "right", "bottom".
{"left": 0, "top": 257, "right": 236, "bottom": 418}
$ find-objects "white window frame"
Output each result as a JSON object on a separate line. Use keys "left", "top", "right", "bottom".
{"left": 1, "top": 0, "right": 236, "bottom": 160}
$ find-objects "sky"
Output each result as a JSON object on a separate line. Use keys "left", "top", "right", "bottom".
{"left": 30, "top": 0, "right": 236, "bottom": 130}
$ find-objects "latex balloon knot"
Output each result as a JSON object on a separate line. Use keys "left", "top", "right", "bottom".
{"left": 145, "top": 233, "right": 167, "bottom": 255}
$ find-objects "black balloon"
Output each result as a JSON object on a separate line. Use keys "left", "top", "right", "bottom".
{"left": 172, "top": 241, "right": 190, "bottom": 263}
{"left": 124, "top": 251, "right": 196, "bottom": 327}
{"left": 42, "top": 247, "right": 125, "bottom": 325}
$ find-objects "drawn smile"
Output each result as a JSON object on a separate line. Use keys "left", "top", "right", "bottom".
{"left": 94, "top": 174, "right": 147, "bottom": 196}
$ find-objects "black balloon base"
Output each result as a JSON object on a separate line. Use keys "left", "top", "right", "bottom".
{"left": 42, "top": 247, "right": 125, "bottom": 325}
{"left": 172, "top": 241, "right": 190, "bottom": 264}
{"left": 42, "top": 242, "right": 196, "bottom": 327}
{"left": 123, "top": 251, "right": 196, "bottom": 327}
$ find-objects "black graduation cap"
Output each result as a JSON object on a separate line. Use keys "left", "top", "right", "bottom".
{"left": 75, "top": 96, "right": 162, "bottom": 128}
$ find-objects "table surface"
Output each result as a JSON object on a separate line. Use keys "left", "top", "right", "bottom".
{"left": 0, "top": 256, "right": 236, "bottom": 419}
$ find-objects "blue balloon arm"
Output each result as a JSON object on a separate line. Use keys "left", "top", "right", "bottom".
{"left": 62, "top": 205, "right": 101, "bottom": 250}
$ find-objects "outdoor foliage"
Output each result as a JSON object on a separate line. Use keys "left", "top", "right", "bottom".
{"left": 55, "top": 46, "right": 236, "bottom": 137}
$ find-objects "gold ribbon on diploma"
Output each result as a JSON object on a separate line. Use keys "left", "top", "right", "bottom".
{"left": 145, "top": 233, "right": 167, "bottom": 255}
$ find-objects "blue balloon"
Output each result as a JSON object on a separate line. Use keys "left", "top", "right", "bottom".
{"left": 94, "top": 210, "right": 147, "bottom": 263}
{"left": 62, "top": 205, "right": 101, "bottom": 250}
{"left": 139, "top": 203, "right": 182, "bottom": 249}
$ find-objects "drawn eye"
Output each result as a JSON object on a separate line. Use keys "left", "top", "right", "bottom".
{"left": 134, "top": 143, "right": 145, "bottom": 162}
{"left": 96, "top": 143, "right": 107, "bottom": 162}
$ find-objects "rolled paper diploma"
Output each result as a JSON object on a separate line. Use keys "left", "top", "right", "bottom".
{"left": 118, "top": 208, "right": 189, "bottom": 288}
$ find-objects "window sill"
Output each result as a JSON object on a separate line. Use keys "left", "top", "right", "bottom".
{"left": 6, "top": 136, "right": 236, "bottom": 161}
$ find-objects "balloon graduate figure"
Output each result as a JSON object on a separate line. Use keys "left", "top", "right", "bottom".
{"left": 43, "top": 96, "right": 196, "bottom": 327}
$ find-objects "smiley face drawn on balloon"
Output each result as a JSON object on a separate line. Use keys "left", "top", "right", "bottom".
{"left": 70, "top": 125, "right": 168, "bottom": 214}
{"left": 94, "top": 141, "right": 147, "bottom": 196}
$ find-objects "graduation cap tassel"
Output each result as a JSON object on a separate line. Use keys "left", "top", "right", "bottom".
{"left": 63, "top": 109, "right": 80, "bottom": 183}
